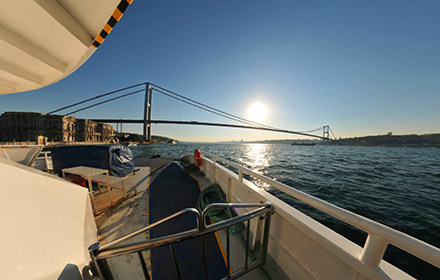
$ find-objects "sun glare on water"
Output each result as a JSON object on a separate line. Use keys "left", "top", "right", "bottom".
{"left": 247, "top": 102, "right": 268, "bottom": 123}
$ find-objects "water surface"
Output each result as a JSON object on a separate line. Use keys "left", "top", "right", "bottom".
{"left": 132, "top": 143, "right": 440, "bottom": 279}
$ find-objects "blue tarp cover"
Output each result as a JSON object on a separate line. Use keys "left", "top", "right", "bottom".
{"left": 52, "top": 144, "right": 135, "bottom": 177}
{"left": 109, "top": 145, "right": 135, "bottom": 177}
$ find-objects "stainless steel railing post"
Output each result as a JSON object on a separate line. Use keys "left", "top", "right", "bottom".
{"left": 88, "top": 242, "right": 104, "bottom": 280}
{"left": 89, "top": 203, "right": 272, "bottom": 280}
{"left": 261, "top": 203, "right": 273, "bottom": 265}
{"left": 137, "top": 251, "right": 150, "bottom": 280}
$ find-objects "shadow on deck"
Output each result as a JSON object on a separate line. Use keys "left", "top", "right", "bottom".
{"left": 94, "top": 158, "right": 228, "bottom": 279}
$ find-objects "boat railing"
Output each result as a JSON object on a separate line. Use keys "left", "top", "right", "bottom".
{"left": 32, "top": 151, "right": 53, "bottom": 170}
{"left": 0, "top": 141, "right": 37, "bottom": 145}
{"left": 201, "top": 152, "right": 440, "bottom": 272}
{"left": 88, "top": 202, "right": 272, "bottom": 280}
{"left": 36, "top": 151, "right": 51, "bottom": 157}
{"left": 0, "top": 148, "right": 11, "bottom": 161}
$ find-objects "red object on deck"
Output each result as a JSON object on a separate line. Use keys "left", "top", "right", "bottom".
{"left": 194, "top": 149, "right": 202, "bottom": 166}
{"left": 64, "top": 174, "right": 86, "bottom": 188}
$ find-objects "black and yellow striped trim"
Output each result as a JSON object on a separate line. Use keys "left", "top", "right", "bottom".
{"left": 92, "top": 0, "right": 133, "bottom": 48}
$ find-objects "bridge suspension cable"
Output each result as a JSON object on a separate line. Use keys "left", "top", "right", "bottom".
{"left": 64, "top": 89, "right": 145, "bottom": 115}
{"left": 152, "top": 87, "right": 278, "bottom": 129}
{"left": 46, "top": 81, "right": 334, "bottom": 140}
{"left": 329, "top": 127, "right": 337, "bottom": 140}
{"left": 48, "top": 82, "right": 292, "bottom": 131}
{"left": 298, "top": 126, "right": 325, "bottom": 134}
{"left": 150, "top": 85, "right": 336, "bottom": 140}
{"left": 150, "top": 83, "right": 279, "bottom": 130}
{"left": 47, "top": 82, "right": 277, "bottom": 129}
{"left": 47, "top": 82, "right": 146, "bottom": 115}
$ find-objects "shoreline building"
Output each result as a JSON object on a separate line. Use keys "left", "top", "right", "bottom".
{"left": 0, "top": 112, "right": 114, "bottom": 143}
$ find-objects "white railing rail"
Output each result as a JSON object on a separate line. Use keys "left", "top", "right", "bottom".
{"left": 0, "top": 148, "right": 11, "bottom": 160}
{"left": 36, "top": 151, "right": 51, "bottom": 158}
{"left": 0, "top": 141, "right": 36, "bottom": 145}
{"left": 34, "top": 151, "right": 53, "bottom": 170}
{"left": 201, "top": 152, "right": 440, "bottom": 271}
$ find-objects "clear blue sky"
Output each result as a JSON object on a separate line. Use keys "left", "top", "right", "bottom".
{"left": 1, "top": 1, "right": 439, "bottom": 142}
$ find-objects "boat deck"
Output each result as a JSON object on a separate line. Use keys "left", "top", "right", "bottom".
{"left": 94, "top": 157, "right": 267, "bottom": 279}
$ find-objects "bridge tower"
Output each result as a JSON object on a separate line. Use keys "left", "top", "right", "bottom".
{"left": 143, "top": 83, "right": 153, "bottom": 142}
{"left": 323, "top": 125, "right": 330, "bottom": 140}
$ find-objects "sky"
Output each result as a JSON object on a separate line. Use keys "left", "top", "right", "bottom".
{"left": 1, "top": 0, "right": 440, "bottom": 142}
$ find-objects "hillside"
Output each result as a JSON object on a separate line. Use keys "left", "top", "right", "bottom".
{"left": 329, "top": 134, "right": 440, "bottom": 148}
{"left": 116, "top": 133, "right": 178, "bottom": 144}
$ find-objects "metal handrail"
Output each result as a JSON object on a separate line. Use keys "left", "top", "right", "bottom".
{"left": 98, "top": 228, "right": 199, "bottom": 259}
{"left": 201, "top": 152, "right": 440, "bottom": 270}
{"left": 89, "top": 202, "right": 273, "bottom": 280}
{"left": 89, "top": 208, "right": 201, "bottom": 280}
{"left": 201, "top": 203, "right": 269, "bottom": 228}
{"left": 100, "top": 208, "right": 200, "bottom": 251}
{"left": 96, "top": 204, "right": 271, "bottom": 257}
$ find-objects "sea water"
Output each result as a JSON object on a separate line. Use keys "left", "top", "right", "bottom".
{"left": 131, "top": 143, "right": 440, "bottom": 279}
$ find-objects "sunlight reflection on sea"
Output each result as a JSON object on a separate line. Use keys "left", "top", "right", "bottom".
{"left": 131, "top": 143, "right": 440, "bottom": 279}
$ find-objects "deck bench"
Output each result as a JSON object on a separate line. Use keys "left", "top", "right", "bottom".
{"left": 90, "top": 174, "right": 137, "bottom": 199}
{"left": 62, "top": 166, "right": 137, "bottom": 214}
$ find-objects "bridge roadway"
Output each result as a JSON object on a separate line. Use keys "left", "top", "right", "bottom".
{"left": 90, "top": 119, "right": 328, "bottom": 140}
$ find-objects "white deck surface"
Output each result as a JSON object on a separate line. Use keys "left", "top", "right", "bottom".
{"left": 92, "top": 160, "right": 269, "bottom": 280}
{"left": 94, "top": 166, "right": 151, "bottom": 280}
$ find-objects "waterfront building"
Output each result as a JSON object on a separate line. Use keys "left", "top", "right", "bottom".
{"left": 0, "top": 112, "right": 114, "bottom": 143}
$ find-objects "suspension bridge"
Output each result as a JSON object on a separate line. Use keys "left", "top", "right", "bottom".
{"left": 47, "top": 82, "right": 336, "bottom": 142}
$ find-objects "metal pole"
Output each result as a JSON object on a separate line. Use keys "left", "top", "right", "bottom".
{"left": 170, "top": 244, "right": 182, "bottom": 280}
{"left": 201, "top": 236, "right": 209, "bottom": 280}
{"left": 261, "top": 204, "right": 272, "bottom": 265}
{"left": 226, "top": 226, "right": 231, "bottom": 279}
{"left": 88, "top": 242, "right": 104, "bottom": 279}
{"left": 143, "top": 83, "right": 150, "bottom": 142}
{"left": 147, "top": 86, "right": 153, "bottom": 143}
{"left": 138, "top": 251, "right": 151, "bottom": 280}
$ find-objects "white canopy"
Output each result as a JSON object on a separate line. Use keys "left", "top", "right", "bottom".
{"left": 0, "top": 0, "right": 132, "bottom": 94}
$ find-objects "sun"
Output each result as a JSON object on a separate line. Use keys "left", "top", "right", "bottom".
{"left": 247, "top": 102, "right": 268, "bottom": 123}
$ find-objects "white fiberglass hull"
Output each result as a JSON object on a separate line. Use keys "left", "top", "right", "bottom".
{"left": 0, "top": 159, "right": 97, "bottom": 279}
{"left": 0, "top": 145, "right": 43, "bottom": 166}
{"left": 196, "top": 153, "right": 440, "bottom": 280}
